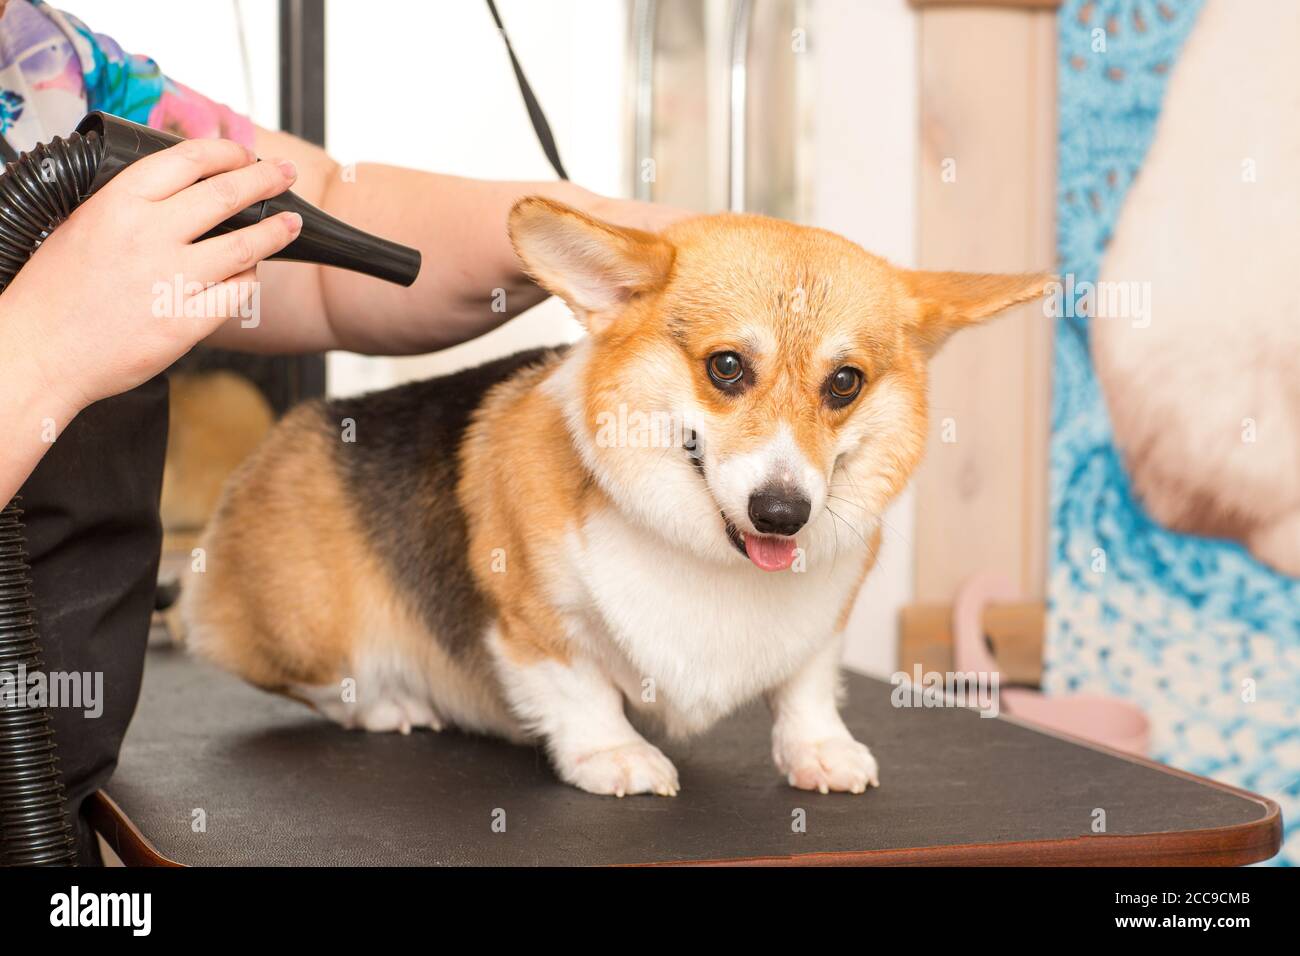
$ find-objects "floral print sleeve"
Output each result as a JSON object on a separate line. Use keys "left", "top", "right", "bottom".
{"left": 0, "top": 0, "right": 253, "bottom": 152}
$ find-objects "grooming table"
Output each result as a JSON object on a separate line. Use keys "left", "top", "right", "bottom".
{"left": 92, "top": 646, "right": 1281, "bottom": 866}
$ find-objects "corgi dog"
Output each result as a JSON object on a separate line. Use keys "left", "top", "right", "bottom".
{"left": 183, "top": 199, "right": 1048, "bottom": 797}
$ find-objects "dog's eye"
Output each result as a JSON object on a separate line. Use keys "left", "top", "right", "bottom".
{"left": 707, "top": 352, "right": 744, "bottom": 389}
{"left": 827, "top": 367, "right": 864, "bottom": 404}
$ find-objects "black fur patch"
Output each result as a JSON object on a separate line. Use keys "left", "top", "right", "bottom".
{"left": 322, "top": 347, "right": 565, "bottom": 665}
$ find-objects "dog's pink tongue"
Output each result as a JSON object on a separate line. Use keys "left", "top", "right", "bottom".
{"left": 743, "top": 533, "right": 798, "bottom": 572}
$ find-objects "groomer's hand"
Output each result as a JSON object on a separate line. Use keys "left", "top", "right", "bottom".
{"left": 0, "top": 137, "right": 300, "bottom": 419}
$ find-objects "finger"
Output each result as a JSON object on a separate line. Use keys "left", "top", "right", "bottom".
{"left": 167, "top": 157, "right": 298, "bottom": 240}
{"left": 111, "top": 137, "right": 254, "bottom": 202}
{"left": 183, "top": 267, "right": 261, "bottom": 340}
{"left": 186, "top": 211, "right": 303, "bottom": 283}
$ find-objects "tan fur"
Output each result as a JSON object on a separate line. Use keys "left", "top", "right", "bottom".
{"left": 161, "top": 371, "right": 273, "bottom": 534}
{"left": 459, "top": 356, "right": 596, "bottom": 665}
{"left": 183, "top": 408, "right": 353, "bottom": 691}
{"left": 184, "top": 405, "right": 357, "bottom": 688}
{"left": 187, "top": 197, "right": 1049, "bottom": 787}
{"left": 183, "top": 404, "right": 515, "bottom": 734}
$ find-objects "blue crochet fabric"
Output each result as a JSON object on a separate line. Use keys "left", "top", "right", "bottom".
{"left": 1047, "top": 0, "right": 1298, "bottom": 865}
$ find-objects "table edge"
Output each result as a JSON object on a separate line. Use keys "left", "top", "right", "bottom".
{"left": 91, "top": 676, "right": 1282, "bottom": 868}
{"left": 661, "top": 719, "right": 1285, "bottom": 867}
{"left": 93, "top": 779, "right": 1281, "bottom": 869}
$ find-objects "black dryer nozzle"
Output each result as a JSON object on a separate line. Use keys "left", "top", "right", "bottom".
{"left": 74, "top": 111, "right": 421, "bottom": 287}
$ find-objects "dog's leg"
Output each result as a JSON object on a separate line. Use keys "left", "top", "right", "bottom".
{"left": 494, "top": 642, "right": 679, "bottom": 797}
{"left": 768, "top": 638, "right": 879, "bottom": 794}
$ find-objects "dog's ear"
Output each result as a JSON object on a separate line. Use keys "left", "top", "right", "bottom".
{"left": 508, "top": 197, "right": 674, "bottom": 333}
{"left": 901, "top": 269, "right": 1054, "bottom": 355}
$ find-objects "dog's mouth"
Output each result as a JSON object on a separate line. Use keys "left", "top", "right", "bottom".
{"left": 689, "top": 431, "right": 799, "bottom": 573}
{"left": 729, "top": 520, "right": 800, "bottom": 572}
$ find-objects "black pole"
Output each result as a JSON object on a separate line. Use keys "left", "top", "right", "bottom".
{"left": 279, "top": 0, "right": 328, "bottom": 401}
{"left": 279, "top": 0, "right": 327, "bottom": 147}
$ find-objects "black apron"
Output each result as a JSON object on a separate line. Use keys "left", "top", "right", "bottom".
{"left": 18, "top": 376, "right": 168, "bottom": 864}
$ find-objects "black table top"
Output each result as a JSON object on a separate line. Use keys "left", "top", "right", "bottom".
{"left": 100, "top": 645, "right": 1280, "bottom": 866}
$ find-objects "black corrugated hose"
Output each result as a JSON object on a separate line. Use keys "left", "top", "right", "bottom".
{"left": 0, "top": 128, "right": 103, "bottom": 866}
{"left": 0, "top": 504, "right": 77, "bottom": 866}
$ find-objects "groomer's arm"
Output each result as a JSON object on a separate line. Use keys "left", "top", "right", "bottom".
{"left": 206, "top": 125, "right": 685, "bottom": 355}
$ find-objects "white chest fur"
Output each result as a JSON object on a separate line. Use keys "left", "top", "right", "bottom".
{"left": 561, "top": 505, "right": 867, "bottom": 738}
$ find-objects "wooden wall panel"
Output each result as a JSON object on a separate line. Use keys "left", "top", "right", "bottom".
{"left": 912, "top": 6, "right": 1057, "bottom": 604}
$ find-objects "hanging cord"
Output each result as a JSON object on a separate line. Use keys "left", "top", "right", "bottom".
{"left": 485, "top": 0, "right": 569, "bottom": 181}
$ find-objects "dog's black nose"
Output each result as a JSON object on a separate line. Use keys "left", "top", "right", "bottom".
{"left": 748, "top": 488, "right": 811, "bottom": 536}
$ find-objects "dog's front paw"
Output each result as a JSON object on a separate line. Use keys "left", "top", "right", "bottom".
{"left": 775, "top": 736, "right": 879, "bottom": 794}
{"left": 559, "top": 741, "right": 680, "bottom": 797}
